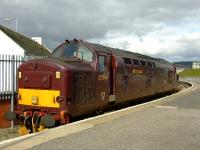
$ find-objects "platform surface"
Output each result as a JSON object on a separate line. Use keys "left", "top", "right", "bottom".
{"left": 1, "top": 81, "right": 200, "bottom": 150}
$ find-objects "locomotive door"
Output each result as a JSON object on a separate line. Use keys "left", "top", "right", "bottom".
{"left": 96, "top": 52, "right": 113, "bottom": 103}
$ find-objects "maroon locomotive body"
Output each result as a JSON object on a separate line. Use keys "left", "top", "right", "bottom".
{"left": 10, "top": 39, "right": 178, "bottom": 133}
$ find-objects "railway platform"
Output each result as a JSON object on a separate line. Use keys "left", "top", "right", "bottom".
{"left": 1, "top": 81, "right": 200, "bottom": 150}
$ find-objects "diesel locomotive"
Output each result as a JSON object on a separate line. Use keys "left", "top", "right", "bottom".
{"left": 6, "top": 39, "right": 178, "bottom": 133}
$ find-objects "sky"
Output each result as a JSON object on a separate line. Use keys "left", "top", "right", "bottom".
{"left": 0, "top": 0, "right": 200, "bottom": 62}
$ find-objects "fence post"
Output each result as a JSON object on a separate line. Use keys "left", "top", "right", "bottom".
{"left": 11, "top": 55, "right": 15, "bottom": 128}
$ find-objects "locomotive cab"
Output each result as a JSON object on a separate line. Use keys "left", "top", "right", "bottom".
{"left": 51, "top": 40, "right": 117, "bottom": 115}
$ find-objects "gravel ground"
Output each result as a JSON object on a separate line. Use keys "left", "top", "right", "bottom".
{"left": 0, "top": 126, "right": 19, "bottom": 142}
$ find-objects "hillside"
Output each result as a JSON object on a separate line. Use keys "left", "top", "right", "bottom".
{"left": 174, "top": 61, "right": 193, "bottom": 68}
{"left": 178, "top": 69, "right": 200, "bottom": 77}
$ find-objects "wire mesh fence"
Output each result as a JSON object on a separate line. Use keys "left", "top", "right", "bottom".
{"left": 0, "top": 55, "right": 24, "bottom": 100}
{"left": 0, "top": 54, "right": 42, "bottom": 100}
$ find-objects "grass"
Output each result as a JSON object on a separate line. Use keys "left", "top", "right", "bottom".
{"left": 178, "top": 69, "right": 200, "bottom": 77}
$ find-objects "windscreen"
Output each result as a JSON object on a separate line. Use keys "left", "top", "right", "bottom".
{"left": 52, "top": 43, "right": 78, "bottom": 58}
{"left": 63, "top": 43, "right": 77, "bottom": 57}
{"left": 52, "top": 43, "right": 94, "bottom": 62}
{"left": 77, "top": 45, "right": 93, "bottom": 62}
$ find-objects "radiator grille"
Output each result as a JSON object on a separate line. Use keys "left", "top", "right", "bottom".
{"left": 74, "top": 73, "right": 95, "bottom": 105}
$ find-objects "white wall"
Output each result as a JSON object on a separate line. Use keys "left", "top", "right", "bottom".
{"left": 0, "top": 30, "right": 24, "bottom": 56}
{"left": 0, "top": 30, "right": 25, "bottom": 93}
{"left": 192, "top": 62, "right": 200, "bottom": 69}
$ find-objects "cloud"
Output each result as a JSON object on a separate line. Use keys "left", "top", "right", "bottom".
{"left": 0, "top": 0, "right": 200, "bottom": 61}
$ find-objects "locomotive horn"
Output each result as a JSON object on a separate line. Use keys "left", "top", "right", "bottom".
{"left": 74, "top": 38, "right": 78, "bottom": 42}
{"left": 65, "top": 39, "right": 70, "bottom": 43}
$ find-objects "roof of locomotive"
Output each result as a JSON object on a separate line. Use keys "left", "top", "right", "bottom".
{"left": 84, "top": 41, "right": 169, "bottom": 63}
{"left": 52, "top": 39, "right": 171, "bottom": 65}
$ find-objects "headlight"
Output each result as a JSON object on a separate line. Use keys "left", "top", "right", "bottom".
{"left": 56, "top": 96, "right": 64, "bottom": 103}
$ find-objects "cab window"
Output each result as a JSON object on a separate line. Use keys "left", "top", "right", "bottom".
{"left": 52, "top": 43, "right": 94, "bottom": 62}
{"left": 77, "top": 45, "right": 93, "bottom": 62}
{"left": 52, "top": 46, "right": 63, "bottom": 57}
{"left": 63, "top": 43, "right": 77, "bottom": 57}
{"left": 52, "top": 43, "right": 77, "bottom": 58}
{"left": 98, "top": 56, "right": 106, "bottom": 72}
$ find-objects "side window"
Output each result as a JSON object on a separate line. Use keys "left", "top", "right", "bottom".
{"left": 147, "top": 61, "right": 152, "bottom": 68}
{"left": 123, "top": 58, "right": 132, "bottom": 65}
{"left": 132, "top": 59, "right": 140, "bottom": 66}
{"left": 98, "top": 55, "right": 106, "bottom": 72}
{"left": 140, "top": 60, "right": 146, "bottom": 66}
{"left": 152, "top": 62, "right": 155, "bottom": 68}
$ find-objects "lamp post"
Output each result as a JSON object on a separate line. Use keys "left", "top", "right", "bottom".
{"left": 4, "top": 18, "right": 18, "bottom": 128}
{"left": 4, "top": 18, "right": 18, "bottom": 32}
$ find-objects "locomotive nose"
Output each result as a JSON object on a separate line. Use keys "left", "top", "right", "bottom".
{"left": 13, "top": 58, "right": 71, "bottom": 133}
{"left": 17, "top": 58, "right": 69, "bottom": 109}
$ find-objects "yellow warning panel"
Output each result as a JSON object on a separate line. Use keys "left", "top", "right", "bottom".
{"left": 18, "top": 88, "right": 60, "bottom": 108}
